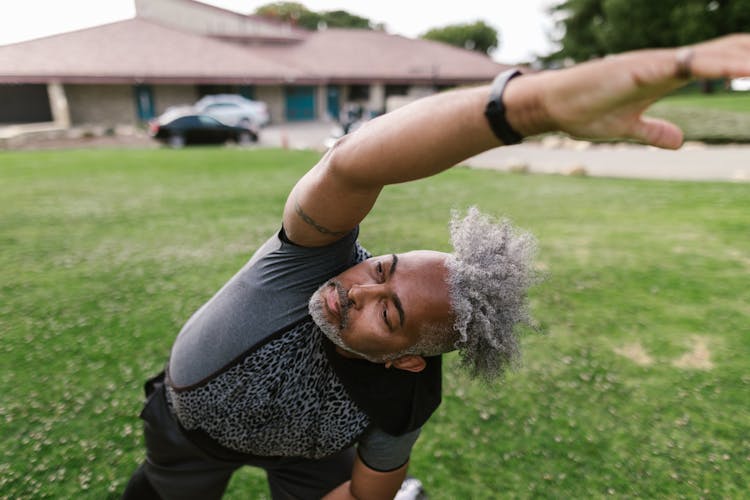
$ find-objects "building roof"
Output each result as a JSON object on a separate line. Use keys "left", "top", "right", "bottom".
{"left": 0, "top": 19, "right": 309, "bottom": 84}
{"left": 252, "top": 29, "right": 509, "bottom": 84}
{"left": 0, "top": 18, "right": 509, "bottom": 85}
{"left": 134, "top": 0, "right": 309, "bottom": 44}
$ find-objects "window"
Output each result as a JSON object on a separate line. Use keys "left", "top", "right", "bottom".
{"left": 348, "top": 85, "right": 370, "bottom": 101}
{"left": 197, "top": 85, "right": 234, "bottom": 97}
{"left": 385, "top": 85, "right": 410, "bottom": 97}
{"left": 173, "top": 116, "right": 199, "bottom": 127}
{"left": 198, "top": 116, "right": 222, "bottom": 126}
{"left": 205, "top": 103, "right": 237, "bottom": 111}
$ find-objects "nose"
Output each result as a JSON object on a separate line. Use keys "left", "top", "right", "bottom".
{"left": 347, "top": 283, "right": 387, "bottom": 309}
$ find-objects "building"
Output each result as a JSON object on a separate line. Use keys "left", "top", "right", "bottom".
{"left": 0, "top": 0, "right": 510, "bottom": 131}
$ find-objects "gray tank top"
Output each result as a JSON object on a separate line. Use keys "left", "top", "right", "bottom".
{"left": 165, "top": 228, "right": 423, "bottom": 467}
{"left": 168, "top": 227, "right": 362, "bottom": 387}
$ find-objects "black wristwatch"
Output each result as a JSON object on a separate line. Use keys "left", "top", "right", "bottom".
{"left": 484, "top": 69, "right": 524, "bottom": 145}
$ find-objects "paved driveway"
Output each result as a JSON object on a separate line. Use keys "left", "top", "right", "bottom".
{"left": 466, "top": 137, "right": 750, "bottom": 182}
{"left": 263, "top": 123, "right": 749, "bottom": 183}
{"left": 259, "top": 122, "right": 336, "bottom": 151}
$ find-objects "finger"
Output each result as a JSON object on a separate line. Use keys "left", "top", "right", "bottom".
{"left": 689, "top": 34, "right": 750, "bottom": 79}
{"left": 629, "top": 116, "right": 684, "bottom": 150}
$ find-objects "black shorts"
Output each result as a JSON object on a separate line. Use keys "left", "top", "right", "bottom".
{"left": 138, "top": 371, "right": 355, "bottom": 499}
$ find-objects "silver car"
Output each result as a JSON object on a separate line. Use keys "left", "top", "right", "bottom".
{"left": 194, "top": 94, "right": 270, "bottom": 128}
{"left": 730, "top": 77, "right": 750, "bottom": 91}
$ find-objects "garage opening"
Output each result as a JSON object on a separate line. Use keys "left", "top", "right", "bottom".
{"left": 0, "top": 84, "right": 53, "bottom": 124}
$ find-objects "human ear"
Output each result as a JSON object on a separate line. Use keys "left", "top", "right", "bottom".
{"left": 389, "top": 355, "right": 426, "bottom": 373}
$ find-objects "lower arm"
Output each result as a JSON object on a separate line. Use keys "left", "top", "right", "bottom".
{"left": 322, "top": 480, "right": 357, "bottom": 500}
{"left": 322, "top": 459, "right": 409, "bottom": 500}
{"left": 328, "top": 84, "right": 517, "bottom": 187}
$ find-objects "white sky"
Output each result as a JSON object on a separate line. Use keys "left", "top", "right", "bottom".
{"left": 0, "top": 0, "right": 561, "bottom": 63}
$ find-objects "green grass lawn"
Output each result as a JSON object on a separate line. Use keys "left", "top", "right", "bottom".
{"left": 648, "top": 91, "right": 750, "bottom": 143}
{"left": 661, "top": 91, "right": 750, "bottom": 112}
{"left": 1, "top": 148, "right": 748, "bottom": 498}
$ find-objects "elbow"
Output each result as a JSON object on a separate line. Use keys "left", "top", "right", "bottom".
{"left": 320, "top": 133, "right": 372, "bottom": 190}
{"left": 324, "top": 132, "right": 352, "bottom": 176}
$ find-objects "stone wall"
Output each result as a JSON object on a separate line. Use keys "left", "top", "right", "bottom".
{"left": 63, "top": 84, "right": 290, "bottom": 126}
{"left": 153, "top": 85, "right": 199, "bottom": 114}
{"left": 64, "top": 85, "right": 136, "bottom": 126}
{"left": 255, "top": 86, "right": 284, "bottom": 124}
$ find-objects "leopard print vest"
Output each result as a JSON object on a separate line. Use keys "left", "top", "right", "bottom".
{"left": 165, "top": 320, "right": 369, "bottom": 459}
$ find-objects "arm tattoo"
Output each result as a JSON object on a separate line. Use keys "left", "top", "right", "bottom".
{"left": 294, "top": 198, "right": 349, "bottom": 236}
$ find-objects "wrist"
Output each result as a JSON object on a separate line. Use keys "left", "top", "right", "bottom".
{"left": 502, "top": 72, "right": 555, "bottom": 137}
{"left": 484, "top": 69, "right": 525, "bottom": 144}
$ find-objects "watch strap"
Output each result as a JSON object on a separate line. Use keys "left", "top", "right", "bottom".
{"left": 484, "top": 69, "right": 524, "bottom": 145}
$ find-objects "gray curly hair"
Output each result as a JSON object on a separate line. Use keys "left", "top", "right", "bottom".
{"left": 400, "top": 207, "right": 538, "bottom": 381}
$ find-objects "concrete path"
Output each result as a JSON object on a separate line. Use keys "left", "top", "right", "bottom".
{"left": 261, "top": 124, "right": 749, "bottom": 183}
{"left": 466, "top": 136, "right": 750, "bottom": 182}
{"left": 259, "top": 121, "right": 337, "bottom": 151}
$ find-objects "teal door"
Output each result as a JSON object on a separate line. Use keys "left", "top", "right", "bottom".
{"left": 134, "top": 85, "right": 156, "bottom": 122}
{"left": 326, "top": 85, "right": 340, "bottom": 121}
{"left": 285, "top": 86, "right": 316, "bottom": 121}
{"left": 134, "top": 85, "right": 155, "bottom": 121}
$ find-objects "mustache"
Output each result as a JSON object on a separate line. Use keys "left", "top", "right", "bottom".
{"left": 330, "top": 280, "right": 351, "bottom": 329}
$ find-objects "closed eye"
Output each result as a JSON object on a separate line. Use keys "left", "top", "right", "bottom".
{"left": 382, "top": 305, "right": 392, "bottom": 329}
{"left": 376, "top": 261, "right": 385, "bottom": 281}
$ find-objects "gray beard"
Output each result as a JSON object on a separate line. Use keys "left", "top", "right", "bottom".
{"left": 308, "top": 281, "right": 374, "bottom": 361}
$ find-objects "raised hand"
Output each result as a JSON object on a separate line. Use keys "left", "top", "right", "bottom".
{"left": 507, "top": 34, "right": 750, "bottom": 149}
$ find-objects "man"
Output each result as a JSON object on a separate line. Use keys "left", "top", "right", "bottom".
{"left": 124, "top": 35, "right": 750, "bottom": 499}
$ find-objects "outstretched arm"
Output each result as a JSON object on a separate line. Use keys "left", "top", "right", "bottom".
{"left": 282, "top": 84, "right": 499, "bottom": 246}
{"left": 283, "top": 34, "right": 750, "bottom": 247}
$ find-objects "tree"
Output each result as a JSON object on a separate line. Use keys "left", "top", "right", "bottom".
{"left": 545, "top": 0, "right": 608, "bottom": 62}
{"left": 547, "top": 0, "right": 750, "bottom": 63}
{"left": 254, "top": 2, "right": 321, "bottom": 30}
{"left": 318, "top": 10, "right": 372, "bottom": 29}
{"left": 254, "top": 2, "right": 378, "bottom": 30}
{"left": 421, "top": 21, "right": 499, "bottom": 55}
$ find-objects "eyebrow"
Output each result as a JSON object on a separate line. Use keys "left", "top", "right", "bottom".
{"left": 390, "top": 254, "right": 405, "bottom": 328}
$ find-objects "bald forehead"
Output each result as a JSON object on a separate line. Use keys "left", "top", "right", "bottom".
{"left": 400, "top": 250, "right": 450, "bottom": 261}
{"left": 382, "top": 250, "right": 450, "bottom": 271}
{"left": 389, "top": 250, "right": 453, "bottom": 330}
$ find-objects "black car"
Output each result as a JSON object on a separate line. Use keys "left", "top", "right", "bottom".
{"left": 149, "top": 114, "right": 258, "bottom": 147}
